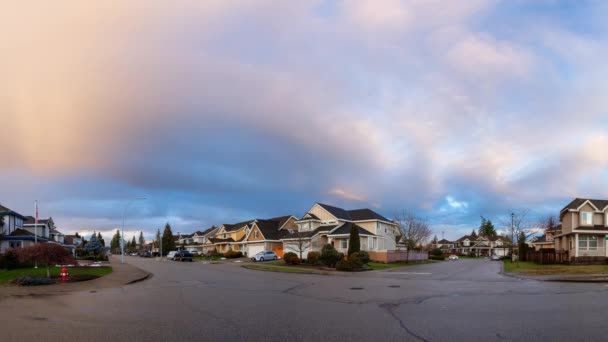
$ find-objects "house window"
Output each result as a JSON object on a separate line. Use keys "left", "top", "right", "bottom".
{"left": 223, "top": 234, "right": 227, "bottom": 239}
{"left": 9, "top": 241, "right": 22, "bottom": 248}
{"left": 579, "top": 235, "right": 598, "bottom": 250}
{"left": 370, "top": 237, "right": 376, "bottom": 249}
{"left": 254, "top": 231, "right": 259, "bottom": 238}
{"left": 341, "top": 240, "right": 347, "bottom": 249}
{"left": 581, "top": 212, "right": 593, "bottom": 226}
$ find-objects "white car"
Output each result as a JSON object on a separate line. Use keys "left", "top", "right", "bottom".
{"left": 491, "top": 254, "right": 500, "bottom": 261}
{"left": 187, "top": 249, "right": 200, "bottom": 256}
{"left": 166, "top": 251, "right": 178, "bottom": 260}
{"left": 448, "top": 255, "right": 459, "bottom": 260}
{"left": 251, "top": 251, "right": 278, "bottom": 262}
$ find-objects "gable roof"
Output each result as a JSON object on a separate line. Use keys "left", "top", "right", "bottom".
{"left": 347, "top": 209, "right": 390, "bottom": 222}
{"left": 328, "top": 222, "right": 375, "bottom": 236}
{"left": 252, "top": 219, "right": 290, "bottom": 241}
{"left": 437, "top": 239, "right": 453, "bottom": 244}
{"left": 561, "top": 198, "right": 608, "bottom": 212}
{"left": 223, "top": 220, "right": 254, "bottom": 232}
{"left": 267, "top": 215, "right": 295, "bottom": 229}
{"left": 0, "top": 205, "right": 27, "bottom": 220}
{"left": 282, "top": 226, "right": 335, "bottom": 239}
{"left": 24, "top": 216, "right": 51, "bottom": 225}
{"left": 298, "top": 213, "right": 321, "bottom": 221}
{"left": 316, "top": 203, "right": 352, "bottom": 220}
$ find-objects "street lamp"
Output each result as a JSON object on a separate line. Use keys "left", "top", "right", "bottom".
{"left": 121, "top": 198, "right": 147, "bottom": 264}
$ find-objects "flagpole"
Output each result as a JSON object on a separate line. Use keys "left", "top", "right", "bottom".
{"left": 34, "top": 200, "right": 38, "bottom": 269}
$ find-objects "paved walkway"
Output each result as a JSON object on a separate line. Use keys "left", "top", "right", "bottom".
{"left": 0, "top": 256, "right": 150, "bottom": 299}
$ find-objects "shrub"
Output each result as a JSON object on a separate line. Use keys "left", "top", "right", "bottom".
{"left": 429, "top": 255, "right": 445, "bottom": 261}
{"left": 0, "top": 249, "right": 20, "bottom": 270}
{"left": 11, "top": 275, "right": 54, "bottom": 286}
{"left": 208, "top": 248, "right": 222, "bottom": 257}
{"left": 283, "top": 252, "right": 297, "bottom": 265}
{"left": 224, "top": 250, "right": 243, "bottom": 259}
{"left": 77, "top": 254, "right": 109, "bottom": 261}
{"left": 350, "top": 251, "right": 370, "bottom": 265}
{"left": 431, "top": 248, "right": 443, "bottom": 256}
{"left": 336, "top": 259, "right": 355, "bottom": 271}
{"left": 307, "top": 251, "right": 321, "bottom": 265}
{"left": 320, "top": 244, "right": 341, "bottom": 268}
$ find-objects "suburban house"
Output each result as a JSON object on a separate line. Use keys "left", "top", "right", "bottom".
{"left": 0, "top": 204, "right": 74, "bottom": 254}
{"left": 431, "top": 239, "right": 456, "bottom": 253}
{"left": 241, "top": 215, "right": 298, "bottom": 257}
{"left": 282, "top": 203, "right": 400, "bottom": 261}
{"left": 531, "top": 225, "right": 558, "bottom": 251}
{"left": 553, "top": 198, "right": 608, "bottom": 262}
{"left": 454, "top": 234, "right": 510, "bottom": 257}
{"left": 203, "top": 220, "right": 254, "bottom": 254}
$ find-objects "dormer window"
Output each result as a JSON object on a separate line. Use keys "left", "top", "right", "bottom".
{"left": 254, "top": 231, "right": 259, "bottom": 238}
{"left": 581, "top": 212, "right": 593, "bottom": 226}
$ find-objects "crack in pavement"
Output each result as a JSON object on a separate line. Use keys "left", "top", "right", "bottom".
{"left": 380, "top": 303, "right": 429, "bottom": 342}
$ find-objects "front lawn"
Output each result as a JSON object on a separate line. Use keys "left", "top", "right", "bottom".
{"left": 503, "top": 261, "right": 608, "bottom": 275}
{"left": 0, "top": 266, "right": 113, "bottom": 285}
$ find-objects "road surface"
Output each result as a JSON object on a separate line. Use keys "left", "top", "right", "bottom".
{"left": 1, "top": 257, "right": 606, "bottom": 341}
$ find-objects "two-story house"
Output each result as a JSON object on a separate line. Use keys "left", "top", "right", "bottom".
{"left": 455, "top": 234, "right": 510, "bottom": 257}
{"left": 204, "top": 220, "right": 254, "bottom": 254}
{"left": 241, "top": 215, "right": 298, "bottom": 257}
{"left": 531, "top": 225, "right": 559, "bottom": 251}
{"left": 282, "top": 203, "right": 399, "bottom": 261}
{"left": 554, "top": 198, "right": 608, "bottom": 262}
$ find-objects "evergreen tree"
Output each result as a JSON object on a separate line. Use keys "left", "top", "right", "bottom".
{"left": 518, "top": 231, "right": 529, "bottom": 261}
{"left": 479, "top": 216, "right": 497, "bottom": 237}
{"left": 131, "top": 236, "right": 137, "bottom": 252}
{"left": 154, "top": 228, "right": 161, "bottom": 249}
{"left": 470, "top": 229, "right": 477, "bottom": 238}
{"left": 85, "top": 232, "right": 104, "bottom": 260}
{"left": 97, "top": 232, "right": 105, "bottom": 247}
{"left": 138, "top": 231, "right": 145, "bottom": 251}
{"left": 347, "top": 223, "right": 361, "bottom": 256}
{"left": 432, "top": 235, "right": 438, "bottom": 244}
{"left": 161, "top": 223, "right": 176, "bottom": 256}
{"left": 110, "top": 230, "right": 121, "bottom": 254}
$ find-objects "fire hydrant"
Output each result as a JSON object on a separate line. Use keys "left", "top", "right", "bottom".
{"left": 61, "top": 267, "right": 69, "bottom": 282}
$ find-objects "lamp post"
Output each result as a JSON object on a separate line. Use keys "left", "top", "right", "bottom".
{"left": 511, "top": 212, "right": 515, "bottom": 262}
{"left": 121, "top": 198, "right": 146, "bottom": 264}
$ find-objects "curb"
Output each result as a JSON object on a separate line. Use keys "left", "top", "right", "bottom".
{"left": 126, "top": 272, "right": 153, "bottom": 285}
{"left": 241, "top": 265, "right": 326, "bottom": 275}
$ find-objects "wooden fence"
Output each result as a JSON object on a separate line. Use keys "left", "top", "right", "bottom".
{"left": 368, "top": 250, "right": 428, "bottom": 263}
{"left": 526, "top": 250, "right": 569, "bottom": 264}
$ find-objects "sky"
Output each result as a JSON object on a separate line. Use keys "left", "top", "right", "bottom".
{"left": 2, "top": 1, "right": 608, "bottom": 242}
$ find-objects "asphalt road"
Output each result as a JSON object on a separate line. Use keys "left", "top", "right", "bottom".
{"left": 1, "top": 257, "right": 607, "bottom": 342}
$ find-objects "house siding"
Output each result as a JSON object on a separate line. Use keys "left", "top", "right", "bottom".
{"left": 309, "top": 204, "right": 337, "bottom": 221}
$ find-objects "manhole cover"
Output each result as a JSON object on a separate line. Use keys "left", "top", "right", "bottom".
{"left": 388, "top": 285, "right": 400, "bottom": 288}
{"left": 90, "top": 290, "right": 97, "bottom": 293}
{"left": 350, "top": 287, "right": 364, "bottom": 290}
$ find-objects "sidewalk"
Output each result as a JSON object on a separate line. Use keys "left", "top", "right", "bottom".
{"left": 0, "top": 256, "right": 151, "bottom": 298}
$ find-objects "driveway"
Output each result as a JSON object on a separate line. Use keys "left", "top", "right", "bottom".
{"left": 1, "top": 257, "right": 607, "bottom": 342}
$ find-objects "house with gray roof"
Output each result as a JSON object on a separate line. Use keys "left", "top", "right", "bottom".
{"left": 553, "top": 198, "right": 608, "bottom": 262}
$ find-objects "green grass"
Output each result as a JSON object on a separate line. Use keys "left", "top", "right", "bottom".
{"left": 193, "top": 255, "right": 221, "bottom": 262}
{"left": 367, "top": 260, "right": 435, "bottom": 270}
{"left": 0, "top": 266, "right": 113, "bottom": 285}
{"left": 242, "top": 264, "right": 316, "bottom": 274}
{"left": 502, "top": 260, "right": 608, "bottom": 275}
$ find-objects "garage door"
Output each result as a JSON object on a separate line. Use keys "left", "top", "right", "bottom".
{"left": 247, "top": 243, "right": 265, "bottom": 257}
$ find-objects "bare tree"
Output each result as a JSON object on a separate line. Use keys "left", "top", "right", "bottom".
{"left": 393, "top": 210, "right": 432, "bottom": 250}
{"left": 538, "top": 215, "right": 558, "bottom": 232}
{"left": 500, "top": 209, "right": 535, "bottom": 264}
{"left": 284, "top": 230, "right": 311, "bottom": 260}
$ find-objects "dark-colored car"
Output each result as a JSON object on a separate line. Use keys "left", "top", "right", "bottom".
{"left": 139, "top": 251, "right": 152, "bottom": 258}
{"left": 173, "top": 251, "right": 193, "bottom": 262}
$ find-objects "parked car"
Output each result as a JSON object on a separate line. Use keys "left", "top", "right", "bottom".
{"left": 166, "top": 251, "right": 178, "bottom": 260}
{"left": 139, "top": 251, "right": 152, "bottom": 258}
{"left": 491, "top": 254, "right": 500, "bottom": 261}
{"left": 187, "top": 249, "right": 200, "bottom": 256}
{"left": 448, "top": 255, "right": 459, "bottom": 260}
{"left": 251, "top": 251, "right": 278, "bottom": 262}
{"left": 173, "top": 251, "right": 193, "bottom": 262}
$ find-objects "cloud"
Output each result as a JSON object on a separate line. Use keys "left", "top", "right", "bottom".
{"left": 2, "top": 1, "right": 608, "bottom": 241}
